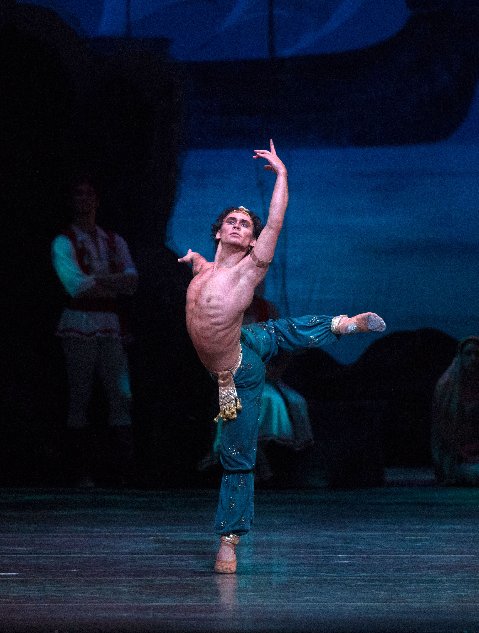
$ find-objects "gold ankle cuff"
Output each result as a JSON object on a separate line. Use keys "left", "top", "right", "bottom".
{"left": 221, "top": 534, "right": 240, "bottom": 546}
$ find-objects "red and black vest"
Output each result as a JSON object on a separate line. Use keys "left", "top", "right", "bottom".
{"left": 62, "top": 228, "right": 121, "bottom": 314}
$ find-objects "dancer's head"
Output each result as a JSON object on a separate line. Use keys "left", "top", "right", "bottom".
{"left": 211, "top": 206, "right": 263, "bottom": 251}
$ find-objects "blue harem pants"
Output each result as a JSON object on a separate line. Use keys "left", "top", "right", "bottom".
{"left": 214, "top": 315, "right": 338, "bottom": 536}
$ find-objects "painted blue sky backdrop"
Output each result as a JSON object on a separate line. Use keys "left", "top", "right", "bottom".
{"left": 167, "top": 123, "right": 479, "bottom": 362}
{"left": 16, "top": 0, "right": 479, "bottom": 362}
{"left": 16, "top": 0, "right": 410, "bottom": 60}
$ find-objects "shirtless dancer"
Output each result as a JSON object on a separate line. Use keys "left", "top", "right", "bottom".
{"left": 179, "top": 140, "right": 385, "bottom": 573}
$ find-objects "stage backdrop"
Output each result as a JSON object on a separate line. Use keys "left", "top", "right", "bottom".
{"left": 166, "top": 106, "right": 479, "bottom": 363}
{"left": 14, "top": 0, "right": 479, "bottom": 364}
{"left": 15, "top": 0, "right": 410, "bottom": 60}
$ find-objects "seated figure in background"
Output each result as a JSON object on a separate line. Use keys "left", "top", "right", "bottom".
{"left": 431, "top": 336, "right": 479, "bottom": 485}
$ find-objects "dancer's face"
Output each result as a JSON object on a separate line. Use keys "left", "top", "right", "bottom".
{"left": 216, "top": 211, "right": 256, "bottom": 250}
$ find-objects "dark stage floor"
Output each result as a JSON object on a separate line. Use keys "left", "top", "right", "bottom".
{"left": 1, "top": 471, "right": 478, "bottom": 633}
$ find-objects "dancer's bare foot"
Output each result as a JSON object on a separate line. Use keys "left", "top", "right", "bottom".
{"left": 332, "top": 312, "right": 386, "bottom": 335}
{"left": 214, "top": 534, "right": 240, "bottom": 574}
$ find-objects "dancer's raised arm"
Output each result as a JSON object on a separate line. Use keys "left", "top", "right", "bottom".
{"left": 247, "top": 139, "right": 288, "bottom": 272}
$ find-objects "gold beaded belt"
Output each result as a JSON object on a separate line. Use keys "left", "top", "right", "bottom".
{"left": 213, "top": 349, "right": 243, "bottom": 423}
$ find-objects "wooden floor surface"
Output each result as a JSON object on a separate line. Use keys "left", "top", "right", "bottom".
{"left": 1, "top": 474, "right": 478, "bottom": 633}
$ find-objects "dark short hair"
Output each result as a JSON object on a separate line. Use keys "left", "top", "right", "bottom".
{"left": 211, "top": 206, "right": 263, "bottom": 246}
{"left": 69, "top": 172, "right": 102, "bottom": 198}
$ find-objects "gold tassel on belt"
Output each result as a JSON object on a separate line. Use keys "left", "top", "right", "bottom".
{"left": 213, "top": 350, "right": 242, "bottom": 423}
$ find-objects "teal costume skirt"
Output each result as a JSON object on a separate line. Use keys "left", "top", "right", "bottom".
{"left": 214, "top": 315, "right": 337, "bottom": 535}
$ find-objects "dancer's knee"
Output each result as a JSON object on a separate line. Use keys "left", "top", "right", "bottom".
{"left": 220, "top": 449, "right": 256, "bottom": 473}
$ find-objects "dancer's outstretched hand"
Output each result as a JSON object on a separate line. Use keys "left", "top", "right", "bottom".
{"left": 253, "top": 139, "right": 287, "bottom": 175}
{"left": 178, "top": 248, "right": 195, "bottom": 265}
{"left": 178, "top": 248, "right": 208, "bottom": 276}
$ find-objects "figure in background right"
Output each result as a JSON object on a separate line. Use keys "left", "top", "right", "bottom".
{"left": 431, "top": 336, "right": 479, "bottom": 485}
